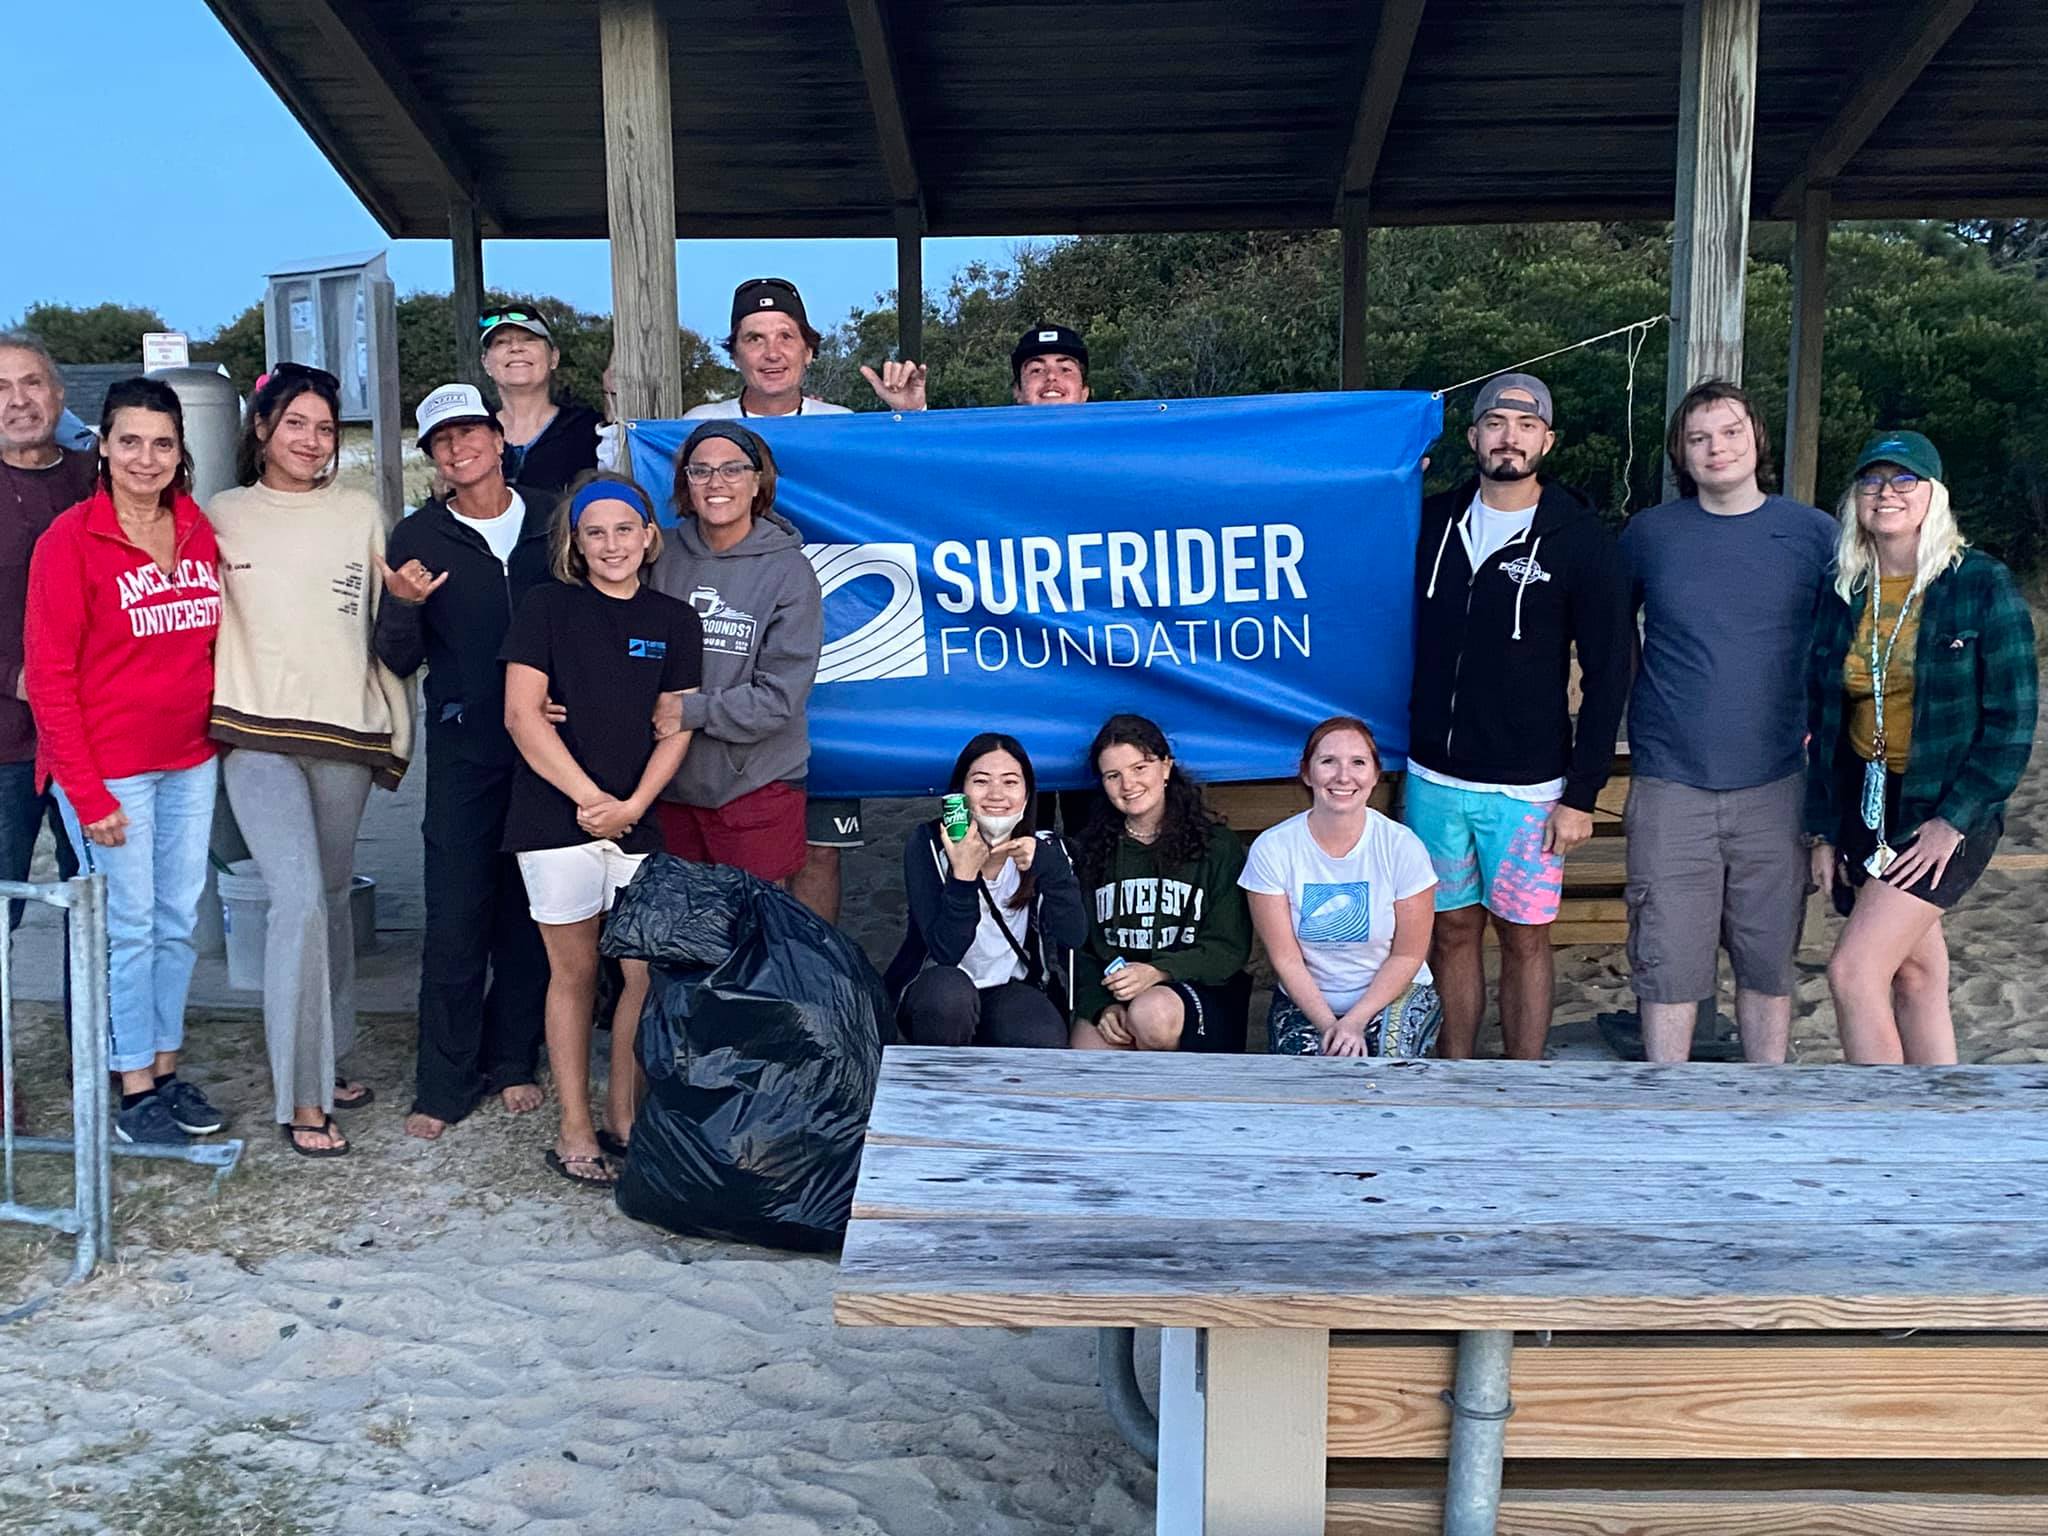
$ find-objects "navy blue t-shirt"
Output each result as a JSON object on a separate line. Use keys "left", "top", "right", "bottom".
{"left": 498, "top": 580, "right": 704, "bottom": 853}
{"left": 1620, "top": 494, "right": 1837, "bottom": 790}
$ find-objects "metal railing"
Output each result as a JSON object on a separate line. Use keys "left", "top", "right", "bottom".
{"left": 0, "top": 873, "right": 112, "bottom": 1282}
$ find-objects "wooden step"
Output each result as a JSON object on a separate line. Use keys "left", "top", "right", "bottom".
{"left": 1327, "top": 1459, "right": 2048, "bottom": 1535}
{"left": 1326, "top": 1332, "right": 2048, "bottom": 1461}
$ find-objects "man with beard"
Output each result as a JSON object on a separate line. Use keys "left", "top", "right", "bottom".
{"left": 1402, "top": 373, "right": 1631, "bottom": 1059}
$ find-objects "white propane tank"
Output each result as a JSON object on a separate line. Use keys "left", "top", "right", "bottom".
{"left": 151, "top": 366, "right": 242, "bottom": 508}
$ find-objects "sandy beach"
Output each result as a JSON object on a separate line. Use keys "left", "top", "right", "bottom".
{"left": 4, "top": 633, "right": 2044, "bottom": 1533}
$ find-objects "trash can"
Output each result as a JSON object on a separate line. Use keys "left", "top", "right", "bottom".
{"left": 216, "top": 860, "right": 380, "bottom": 993}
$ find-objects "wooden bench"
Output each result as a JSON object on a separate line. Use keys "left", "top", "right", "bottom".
{"left": 837, "top": 1049, "right": 2048, "bottom": 1534}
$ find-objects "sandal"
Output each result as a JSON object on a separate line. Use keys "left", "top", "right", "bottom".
{"left": 282, "top": 1116, "right": 350, "bottom": 1158}
{"left": 597, "top": 1129, "right": 630, "bottom": 1160}
{"left": 546, "top": 1149, "right": 617, "bottom": 1188}
{"left": 333, "top": 1080, "right": 375, "bottom": 1110}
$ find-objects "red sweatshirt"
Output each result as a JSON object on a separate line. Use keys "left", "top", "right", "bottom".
{"left": 25, "top": 489, "right": 221, "bottom": 824}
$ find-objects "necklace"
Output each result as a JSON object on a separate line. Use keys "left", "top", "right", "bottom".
{"left": 1860, "top": 579, "right": 1918, "bottom": 876}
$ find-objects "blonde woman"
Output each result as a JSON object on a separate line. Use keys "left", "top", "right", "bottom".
{"left": 1805, "top": 431, "right": 2038, "bottom": 1064}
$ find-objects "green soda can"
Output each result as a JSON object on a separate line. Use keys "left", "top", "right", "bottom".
{"left": 941, "top": 794, "right": 972, "bottom": 842}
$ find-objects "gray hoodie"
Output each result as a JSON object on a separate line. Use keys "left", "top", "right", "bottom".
{"left": 648, "top": 509, "right": 822, "bottom": 808}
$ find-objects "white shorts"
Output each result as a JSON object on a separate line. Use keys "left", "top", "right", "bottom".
{"left": 515, "top": 840, "right": 647, "bottom": 925}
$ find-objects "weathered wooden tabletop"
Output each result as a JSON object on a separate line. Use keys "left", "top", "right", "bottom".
{"left": 834, "top": 1048, "right": 2048, "bottom": 1332}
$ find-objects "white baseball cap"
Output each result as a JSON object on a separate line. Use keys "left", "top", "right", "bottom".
{"left": 415, "top": 382, "right": 498, "bottom": 453}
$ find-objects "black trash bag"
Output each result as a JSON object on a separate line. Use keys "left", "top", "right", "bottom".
{"left": 599, "top": 854, "right": 893, "bottom": 1251}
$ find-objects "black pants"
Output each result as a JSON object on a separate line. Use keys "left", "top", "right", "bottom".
{"left": 0, "top": 759, "right": 76, "bottom": 1024}
{"left": 899, "top": 968, "right": 1067, "bottom": 1049}
{"left": 412, "top": 744, "right": 549, "bottom": 1121}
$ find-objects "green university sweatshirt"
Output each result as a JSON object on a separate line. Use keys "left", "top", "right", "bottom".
{"left": 1074, "top": 820, "right": 1253, "bottom": 1019}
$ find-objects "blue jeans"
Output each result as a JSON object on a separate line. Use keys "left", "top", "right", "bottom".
{"left": 54, "top": 760, "right": 219, "bottom": 1074}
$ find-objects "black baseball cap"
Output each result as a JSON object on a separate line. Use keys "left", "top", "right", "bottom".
{"left": 730, "top": 277, "right": 811, "bottom": 334}
{"left": 1011, "top": 323, "right": 1088, "bottom": 379}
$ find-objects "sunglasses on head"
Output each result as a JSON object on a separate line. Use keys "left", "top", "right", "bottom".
{"left": 480, "top": 309, "right": 547, "bottom": 330}
{"left": 268, "top": 361, "right": 340, "bottom": 391}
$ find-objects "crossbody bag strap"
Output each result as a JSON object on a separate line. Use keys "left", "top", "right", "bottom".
{"left": 975, "top": 876, "right": 1034, "bottom": 970}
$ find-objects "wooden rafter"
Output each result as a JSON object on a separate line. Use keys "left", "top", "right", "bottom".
{"left": 295, "top": 0, "right": 506, "bottom": 231}
{"left": 1770, "top": 0, "right": 1979, "bottom": 217}
{"left": 847, "top": 0, "right": 923, "bottom": 223}
{"left": 1337, "top": 0, "right": 1427, "bottom": 205}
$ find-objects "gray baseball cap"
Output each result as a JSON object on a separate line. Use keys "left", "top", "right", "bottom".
{"left": 1472, "top": 372, "right": 1553, "bottom": 426}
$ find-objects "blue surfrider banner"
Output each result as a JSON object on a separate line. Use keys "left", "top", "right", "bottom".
{"left": 628, "top": 390, "right": 1441, "bottom": 795}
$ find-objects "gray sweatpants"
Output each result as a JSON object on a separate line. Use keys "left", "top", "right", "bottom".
{"left": 222, "top": 750, "right": 372, "bottom": 1123}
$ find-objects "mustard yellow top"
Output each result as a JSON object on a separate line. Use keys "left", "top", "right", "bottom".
{"left": 1845, "top": 574, "right": 1918, "bottom": 772}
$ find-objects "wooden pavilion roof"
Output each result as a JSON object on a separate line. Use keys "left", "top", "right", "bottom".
{"left": 204, "top": 0, "right": 2048, "bottom": 240}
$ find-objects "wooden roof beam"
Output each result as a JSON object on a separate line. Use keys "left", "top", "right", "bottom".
{"left": 202, "top": 0, "right": 406, "bottom": 234}
{"left": 847, "top": 0, "right": 924, "bottom": 226}
{"left": 1337, "top": 0, "right": 1428, "bottom": 207}
{"left": 1769, "top": 0, "right": 1979, "bottom": 218}
{"left": 296, "top": 0, "right": 507, "bottom": 232}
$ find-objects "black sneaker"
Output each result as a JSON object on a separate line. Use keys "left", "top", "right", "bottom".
{"left": 156, "top": 1078, "right": 226, "bottom": 1136}
{"left": 115, "top": 1094, "right": 187, "bottom": 1146}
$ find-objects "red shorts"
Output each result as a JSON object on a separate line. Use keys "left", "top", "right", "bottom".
{"left": 655, "top": 781, "right": 807, "bottom": 883}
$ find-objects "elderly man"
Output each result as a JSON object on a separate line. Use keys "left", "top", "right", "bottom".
{"left": 0, "top": 333, "right": 87, "bottom": 1126}
{"left": 682, "top": 278, "right": 925, "bottom": 923}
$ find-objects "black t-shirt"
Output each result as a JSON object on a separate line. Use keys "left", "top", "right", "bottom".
{"left": 498, "top": 580, "right": 704, "bottom": 853}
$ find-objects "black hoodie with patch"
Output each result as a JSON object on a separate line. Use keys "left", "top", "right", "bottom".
{"left": 1406, "top": 476, "right": 1631, "bottom": 812}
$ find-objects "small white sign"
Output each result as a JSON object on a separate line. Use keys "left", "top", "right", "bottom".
{"left": 289, "top": 298, "right": 314, "bottom": 333}
{"left": 142, "top": 332, "right": 189, "bottom": 372}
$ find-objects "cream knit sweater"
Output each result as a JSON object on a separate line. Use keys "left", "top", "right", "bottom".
{"left": 206, "top": 480, "right": 414, "bottom": 786}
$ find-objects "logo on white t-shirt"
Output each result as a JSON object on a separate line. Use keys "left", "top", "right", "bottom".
{"left": 1298, "top": 881, "right": 1373, "bottom": 943}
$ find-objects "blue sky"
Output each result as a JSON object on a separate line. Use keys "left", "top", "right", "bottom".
{"left": 4, "top": 0, "right": 1040, "bottom": 343}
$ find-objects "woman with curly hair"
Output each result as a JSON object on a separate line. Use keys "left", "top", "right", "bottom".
{"left": 1069, "top": 714, "right": 1252, "bottom": 1052}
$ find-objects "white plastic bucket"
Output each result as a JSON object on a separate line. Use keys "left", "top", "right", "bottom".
{"left": 216, "top": 861, "right": 379, "bottom": 993}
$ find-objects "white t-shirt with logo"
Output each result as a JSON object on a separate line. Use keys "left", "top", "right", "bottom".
{"left": 1239, "top": 809, "right": 1437, "bottom": 1012}
{"left": 451, "top": 489, "right": 526, "bottom": 569}
{"left": 957, "top": 857, "right": 1030, "bottom": 989}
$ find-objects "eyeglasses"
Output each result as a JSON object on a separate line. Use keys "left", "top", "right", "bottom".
{"left": 683, "top": 461, "right": 758, "bottom": 485}
{"left": 480, "top": 309, "right": 546, "bottom": 330}
{"left": 1855, "top": 471, "right": 1922, "bottom": 496}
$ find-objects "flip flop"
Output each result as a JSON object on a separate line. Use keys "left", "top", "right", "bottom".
{"left": 596, "top": 1129, "right": 629, "bottom": 1160}
{"left": 546, "top": 1150, "right": 616, "bottom": 1188}
{"left": 333, "top": 1080, "right": 375, "bottom": 1110}
{"left": 282, "top": 1116, "right": 350, "bottom": 1158}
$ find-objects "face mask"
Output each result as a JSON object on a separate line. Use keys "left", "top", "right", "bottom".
{"left": 976, "top": 812, "right": 1022, "bottom": 845}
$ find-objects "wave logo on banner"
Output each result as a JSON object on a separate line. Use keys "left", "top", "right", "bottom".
{"left": 806, "top": 542, "right": 928, "bottom": 683}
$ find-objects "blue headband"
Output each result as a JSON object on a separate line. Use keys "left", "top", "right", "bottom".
{"left": 569, "top": 480, "right": 656, "bottom": 528}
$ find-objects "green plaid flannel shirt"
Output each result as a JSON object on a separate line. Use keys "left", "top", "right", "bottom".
{"left": 1806, "top": 549, "right": 2039, "bottom": 839}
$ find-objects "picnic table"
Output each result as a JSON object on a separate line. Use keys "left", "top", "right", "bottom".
{"left": 835, "top": 1048, "right": 2048, "bottom": 1534}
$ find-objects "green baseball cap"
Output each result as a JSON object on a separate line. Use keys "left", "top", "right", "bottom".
{"left": 1854, "top": 429, "right": 1942, "bottom": 483}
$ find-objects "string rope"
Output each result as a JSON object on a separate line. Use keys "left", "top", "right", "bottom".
{"left": 1431, "top": 314, "right": 1670, "bottom": 400}
{"left": 1619, "top": 318, "right": 1653, "bottom": 510}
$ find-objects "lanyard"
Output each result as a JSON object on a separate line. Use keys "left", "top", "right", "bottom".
{"left": 1868, "top": 581, "right": 1918, "bottom": 759}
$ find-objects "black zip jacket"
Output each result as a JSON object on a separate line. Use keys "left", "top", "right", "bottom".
{"left": 1407, "top": 476, "right": 1632, "bottom": 811}
{"left": 882, "top": 823, "right": 1088, "bottom": 1006}
{"left": 502, "top": 402, "right": 602, "bottom": 496}
{"left": 372, "top": 489, "right": 557, "bottom": 764}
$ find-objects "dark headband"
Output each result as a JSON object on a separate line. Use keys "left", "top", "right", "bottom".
{"left": 569, "top": 479, "right": 656, "bottom": 528}
{"left": 681, "top": 421, "right": 765, "bottom": 469}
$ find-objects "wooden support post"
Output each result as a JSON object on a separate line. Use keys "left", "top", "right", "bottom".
{"left": 894, "top": 203, "right": 924, "bottom": 363}
{"left": 1339, "top": 194, "right": 1370, "bottom": 390}
{"left": 367, "top": 272, "right": 403, "bottom": 521}
{"left": 599, "top": 0, "right": 683, "bottom": 422}
{"left": 1156, "top": 1328, "right": 1329, "bottom": 1535}
{"left": 1664, "top": 0, "right": 1760, "bottom": 494}
{"left": 1785, "top": 184, "right": 1831, "bottom": 505}
{"left": 449, "top": 196, "right": 485, "bottom": 388}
